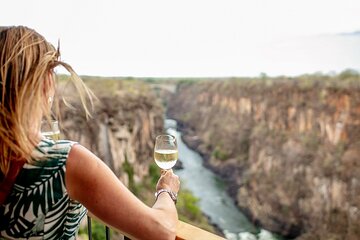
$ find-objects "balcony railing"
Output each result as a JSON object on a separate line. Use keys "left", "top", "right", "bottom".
{"left": 87, "top": 216, "right": 225, "bottom": 240}
{"left": 175, "top": 220, "right": 225, "bottom": 240}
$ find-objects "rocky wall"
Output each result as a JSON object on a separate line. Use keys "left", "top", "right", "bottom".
{"left": 167, "top": 79, "right": 360, "bottom": 239}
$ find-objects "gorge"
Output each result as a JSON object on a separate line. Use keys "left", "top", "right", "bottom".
{"left": 167, "top": 77, "right": 360, "bottom": 239}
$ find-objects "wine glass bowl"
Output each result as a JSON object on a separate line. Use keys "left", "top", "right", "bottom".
{"left": 154, "top": 134, "right": 178, "bottom": 170}
{"left": 41, "top": 120, "right": 60, "bottom": 141}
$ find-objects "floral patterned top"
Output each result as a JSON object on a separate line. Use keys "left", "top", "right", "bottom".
{"left": 0, "top": 138, "right": 87, "bottom": 239}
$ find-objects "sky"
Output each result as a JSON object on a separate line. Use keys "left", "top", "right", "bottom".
{"left": 1, "top": 0, "right": 360, "bottom": 77}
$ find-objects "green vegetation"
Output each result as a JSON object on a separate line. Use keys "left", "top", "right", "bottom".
{"left": 177, "top": 190, "right": 215, "bottom": 233}
{"left": 78, "top": 219, "right": 110, "bottom": 240}
{"left": 57, "top": 74, "right": 155, "bottom": 97}
{"left": 212, "top": 147, "right": 229, "bottom": 161}
{"left": 177, "top": 190, "right": 201, "bottom": 220}
{"left": 148, "top": 162, "right": 161, "bottom": 186}
{"left": 57, "top": 68, "right": 360, "bottom": 87}
{"left": 176, "top": 68, "right": 360, "bottom": 89}
{"left": 122, "top": 157, "right": 141, "bottom": 195}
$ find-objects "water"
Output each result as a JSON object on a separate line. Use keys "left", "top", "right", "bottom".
{"left": 165, "top": 119, "right": 279, "bottom": 240}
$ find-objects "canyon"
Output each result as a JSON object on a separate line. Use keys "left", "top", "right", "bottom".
{"left": 167, "top": 78, "right": 360, "bottom": 239}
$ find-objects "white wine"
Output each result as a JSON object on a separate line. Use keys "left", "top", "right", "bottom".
{"left": 154, "top": 149, "right": 178, "bottom": 169}
{"left": 42, "top": 131, "right": 60, "bottom": 141}
{"left": 154, "top": 134, "right": 178, "bottom": 169}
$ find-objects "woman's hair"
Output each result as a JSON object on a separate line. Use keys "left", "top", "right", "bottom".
{"left": 0, "top": 26, "right": 94, "bottom": 177}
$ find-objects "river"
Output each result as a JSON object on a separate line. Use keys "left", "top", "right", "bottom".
{"left": 165, "top": 119, "right": 280, "bottom": 240}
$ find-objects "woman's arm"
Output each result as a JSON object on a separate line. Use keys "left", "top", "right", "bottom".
{"left": 65, "top": 144, "right": 180, "bottom": 240}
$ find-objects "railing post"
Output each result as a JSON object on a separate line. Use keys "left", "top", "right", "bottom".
{"left": 87, "top": 216, "right": 129, "bottom": 240}
{"left": 105, "top": 226, "right": 110, "bottom": 240}
{"left": 87, "top": 216, "right": 92, "bottom": 240}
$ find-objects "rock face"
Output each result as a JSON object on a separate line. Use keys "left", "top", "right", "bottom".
{"left": 167, "top": 79, "right": 360, "bottom": 239}
{"left": 58, "top": 79, "right": 164, "bottom": 186}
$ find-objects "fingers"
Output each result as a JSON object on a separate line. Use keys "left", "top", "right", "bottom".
{"left": 157, "top": 169, "right": 180, "bottom": 189}
{"left": 160, "top": 169, "right": 173, "bottom": 175}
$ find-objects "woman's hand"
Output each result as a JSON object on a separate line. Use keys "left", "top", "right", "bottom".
{"left": 156, "top": 169, "right": 180, "bottom": 194}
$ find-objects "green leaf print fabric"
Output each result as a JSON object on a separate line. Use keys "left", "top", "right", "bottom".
{"left": 0, "top": 138, "right": 87, "bottom": 239}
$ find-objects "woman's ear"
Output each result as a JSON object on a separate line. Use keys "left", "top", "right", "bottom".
{"left": 42, "top": 72, "right": 55, "bottom": 111}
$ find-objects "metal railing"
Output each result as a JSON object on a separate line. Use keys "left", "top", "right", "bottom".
{"left": 87, "top": 216, "right": 130, "bottom": 240}
{"left": 87, "top": 216, "right": 109, "bottom": 240}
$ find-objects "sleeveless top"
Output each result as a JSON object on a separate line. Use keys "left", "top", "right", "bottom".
{"left": 0, "top": 138, "right": 87, "bottom": 239}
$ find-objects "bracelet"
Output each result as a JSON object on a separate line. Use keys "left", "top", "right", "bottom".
{"left": 155, "top": 189, "right": 177, "bottom": 204}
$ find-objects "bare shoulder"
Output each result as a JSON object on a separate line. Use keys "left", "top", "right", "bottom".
{"left": 67, "top": 144, "right": 97, "bottom": 164}
{"left": 67, "top": 144, "right": 106, "bottom": 173}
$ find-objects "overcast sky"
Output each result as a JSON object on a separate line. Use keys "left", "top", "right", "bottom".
{"left": 2, "top": 0, "right": 360, "bottom": 77}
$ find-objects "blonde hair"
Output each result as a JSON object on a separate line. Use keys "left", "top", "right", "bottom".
{"left": 0, "top": 26, "right": 94, "bottom": 176}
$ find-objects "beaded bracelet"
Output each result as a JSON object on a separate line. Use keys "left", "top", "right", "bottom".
{"left": 155, "top": 189, "right": 177, "bottom": 204}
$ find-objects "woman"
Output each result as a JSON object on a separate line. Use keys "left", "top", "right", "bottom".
{"left": 0, "top": 26, "right": 180, "bottom": 240}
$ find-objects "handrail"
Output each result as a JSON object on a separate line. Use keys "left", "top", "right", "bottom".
{"left": 87, "top": 217, "right": 225, "bottom": 240}
{"left": 176, "top": 220, "right": 225, "bottom": 240}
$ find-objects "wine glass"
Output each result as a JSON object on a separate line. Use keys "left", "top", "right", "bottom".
{"left": 154, "top": 134, "right": 178, "bottom": 170}
{"left": 41, "top": 120, "right": 60, "bottom": 141}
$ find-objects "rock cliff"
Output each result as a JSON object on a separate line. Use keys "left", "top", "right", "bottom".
{"left": 58, "top": 78, "right": 164, "bottom": 185}
{"left": 167, "top": 78, "right": 360, "bottom": 239}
